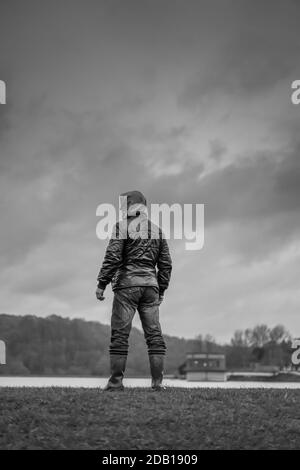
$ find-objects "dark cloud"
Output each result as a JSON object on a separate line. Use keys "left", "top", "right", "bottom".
{"left": 1, "top": 0, "right": 300, "bottom": 337}
{"left": 178, "top": 0, "right": 300, "bottom": 107}
{"left": 139, "top": 140, "right": 300, "bottom": 264}
{"left": 209, "top": 140, "right": 227, "bottom": 163}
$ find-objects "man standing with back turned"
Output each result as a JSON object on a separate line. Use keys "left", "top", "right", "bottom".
{"left": 96, "top": 190, "right": 172, "bottom": 391}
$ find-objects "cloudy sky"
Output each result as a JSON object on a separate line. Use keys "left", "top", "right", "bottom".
{"left": 1, "top": 0, "right": 300, "bottom": 342}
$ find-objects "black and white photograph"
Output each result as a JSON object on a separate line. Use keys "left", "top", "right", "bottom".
{"left": 1, "top": 0, "right": 300, "bottom": 457}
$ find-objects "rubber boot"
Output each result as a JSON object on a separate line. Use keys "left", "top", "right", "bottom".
{"left": 149, "top": 355, "right": 165, "bottom": 391}
{"left": 104, "top": 355, "right": 127, "bottom": 391}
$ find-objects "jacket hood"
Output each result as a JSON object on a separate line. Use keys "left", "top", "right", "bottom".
{"left": 119, "top": 190, "right": 147, "bottom": 218}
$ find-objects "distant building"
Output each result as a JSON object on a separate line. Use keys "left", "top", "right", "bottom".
{"left": 185, "top": 352, "right": 227, "bottom": 381}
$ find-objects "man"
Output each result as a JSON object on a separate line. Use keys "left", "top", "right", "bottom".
{"left": 96, "top": 190, "right": 172, "bottom": 391}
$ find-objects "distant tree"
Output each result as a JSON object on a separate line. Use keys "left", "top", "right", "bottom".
{"left": 231, "top": 330, "right": 246, "bottom": 347}
{"left": 244, "top": 328, "right": 253, "bottom": 347}
{"left": 250, "top": 346, "right": 265, "bottom": 362}
{"left": 249, "top": 324, "right": 270, "bottom": 347}
{"left": 195, "top": 334, "right": 203, "bottom": 351}
{"left": 0, "top": 314, "right": 194, "bottom": 376}
{"left": 0, "top": 314, "right": 296, "bottom": 376}
{"left": 227, "top": 324, "right": 293, "bottom": 370}
{"left": 269, "top": 325, "right": 291, "bottom": 343}
{"left": 228, "top": 329, "right": 250, "bottom": 369}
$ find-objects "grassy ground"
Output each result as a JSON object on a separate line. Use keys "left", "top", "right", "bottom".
{"left": 1, "top": 387, "right": 300, "bottom": 449}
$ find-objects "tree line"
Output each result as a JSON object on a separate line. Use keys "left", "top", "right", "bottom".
{"left": 0, "top": 314, "right": 295, "bottom": 376}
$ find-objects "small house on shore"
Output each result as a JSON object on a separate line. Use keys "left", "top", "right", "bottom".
{"left": 185, "top": 352, "right": 227, "bottom": 382}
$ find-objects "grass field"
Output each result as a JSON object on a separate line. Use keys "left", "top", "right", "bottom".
{"left": 1, "top": 387, "right": 300, "bottom": 449}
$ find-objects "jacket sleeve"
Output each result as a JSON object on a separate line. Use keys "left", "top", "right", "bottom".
{"left": 97, "top": 224, "right": 125, "bottom": 290}
{"left": 157, "top": 236, "right": 172, "bottom": 295}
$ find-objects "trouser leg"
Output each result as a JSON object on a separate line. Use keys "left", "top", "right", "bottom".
{"left": 105, "top": 288, "right": 138, "bottom": 391}
{"left": 138, "top": 287, "right": 166, "bottom": 389}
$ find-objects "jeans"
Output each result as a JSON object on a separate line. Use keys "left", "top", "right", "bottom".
{"left": 109, "top": 286, "right": 166, "bottom": 356}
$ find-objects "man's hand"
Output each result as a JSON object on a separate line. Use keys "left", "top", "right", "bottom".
{"left": 96, "top": 287, "right": 105, "bottom": 301}
{"left": 158, "top": 294, "right": 164, "bottom": 305}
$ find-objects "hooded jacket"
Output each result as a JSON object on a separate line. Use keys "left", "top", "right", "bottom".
{"left": 97, "top": 191, "right": 172, "bottom": 295}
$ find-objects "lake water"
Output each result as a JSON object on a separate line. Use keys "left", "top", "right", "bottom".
{"left": 1, "top": 376, "right": 300, "bottom": 389}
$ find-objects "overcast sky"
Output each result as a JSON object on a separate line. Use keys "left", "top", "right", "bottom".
{"left": 1, "top": 0, "right": 300, "bottom": 342}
